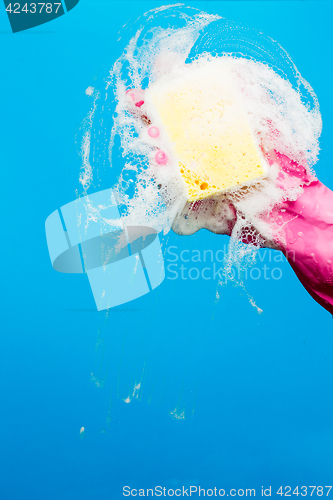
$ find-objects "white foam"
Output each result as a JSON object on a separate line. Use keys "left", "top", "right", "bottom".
{"left": 106, "top": 6, "right": 320, "bottom": 241}
{"left": 79, "top": 5, "right": 322, "bottom": 304}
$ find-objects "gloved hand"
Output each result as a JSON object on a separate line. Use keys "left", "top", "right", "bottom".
{"left": 268, "top": 152, "right": 333, "bottom": 315}
{"left": 174, "top": 151, "right": 333, "bottom": 315}
{"left": 126, "top": 88, "right": 333, "bottom": 315}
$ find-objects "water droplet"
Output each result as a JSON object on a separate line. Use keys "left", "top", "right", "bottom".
{"left": 155, "top": 150, "right": 168, "bottom": 165}
{"left": 148, "top": 126, "right": 160, "bottom": 138}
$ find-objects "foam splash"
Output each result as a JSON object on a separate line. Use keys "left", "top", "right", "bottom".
{"left": 79, "top": 4, "right": 322, "bottom": 305}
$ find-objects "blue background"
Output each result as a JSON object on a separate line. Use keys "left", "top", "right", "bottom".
{"left": 1, "top": 1, "right": 333, "bottom": 499}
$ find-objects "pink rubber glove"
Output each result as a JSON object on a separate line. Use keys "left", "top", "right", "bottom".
{"left": 269, "top": 154, "right": 333, "bottom": 315}
{"left": 233, "top": 150, "right": 333, "bottom": 315}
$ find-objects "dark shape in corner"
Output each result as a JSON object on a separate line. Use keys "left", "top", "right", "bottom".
{"left": 64, "top": 0, "right": 79, "bottom": 12}
{"left": 3, "top": 0, "right": 80, "bottom": 33}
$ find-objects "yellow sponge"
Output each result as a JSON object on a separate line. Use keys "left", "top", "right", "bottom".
{"left": 151, "top": 83, "right": 266, "bottom": 201}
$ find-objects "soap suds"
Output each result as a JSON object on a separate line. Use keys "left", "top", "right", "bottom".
{"left": 79, "top": 4, "right": 322, "bottom": 305}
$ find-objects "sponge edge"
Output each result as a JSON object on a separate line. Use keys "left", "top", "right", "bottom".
{"left": 148, "top": 79, "right": 267, "bottom": 202}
